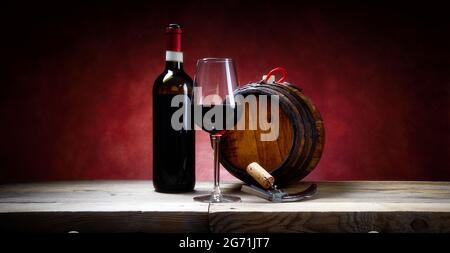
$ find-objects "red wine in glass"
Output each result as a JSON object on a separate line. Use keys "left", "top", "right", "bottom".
{"left": 200, "top": 103, "right": 240, "bottom": 136}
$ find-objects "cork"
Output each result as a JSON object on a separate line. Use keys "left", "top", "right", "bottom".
{"left": 246, "top": 162, "right": 275, "bottom": 189}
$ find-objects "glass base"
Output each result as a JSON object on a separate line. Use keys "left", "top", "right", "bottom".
{"left": 193, "top": 193, "right": 241, "bottom": 203}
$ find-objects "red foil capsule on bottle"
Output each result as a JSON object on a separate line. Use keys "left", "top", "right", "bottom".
{"left": 166, "top": 24, "right": 182, "bottom": 52}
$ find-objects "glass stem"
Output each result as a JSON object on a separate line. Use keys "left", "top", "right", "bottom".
{"left": 211, "top": 134, "right": 222, "bottom": 198}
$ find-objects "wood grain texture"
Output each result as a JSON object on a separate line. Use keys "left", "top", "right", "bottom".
{"left": 210, "top": 211, "right": 450, "bottom": 233}
{"left": 220, "top": 82, "right": 325, "bottom": 187}
{"left": 221, "top": 97, "right": 294, "bottom": 172}
{"left": 0, "top": 180, "right": 213, "bottom": 232}
{"left": 1, "top": 181, "right": 450, "bottom": 233}
{"left": 209, "top": 181, "right": 450, "bottom": 233}
{"left": 0, "top": 211, "right": 208, "bottom": 233}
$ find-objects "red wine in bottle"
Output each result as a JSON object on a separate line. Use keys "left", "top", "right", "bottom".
{"left": 152, "top": 24, "right": 195, "bottom": 193}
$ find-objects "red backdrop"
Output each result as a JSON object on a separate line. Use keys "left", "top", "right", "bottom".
{"left": 1, "top": 1, "right": 449, "bottom": 183}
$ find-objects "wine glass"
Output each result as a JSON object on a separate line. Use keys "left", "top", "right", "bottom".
{"left": 193, "top": 58, "right": 241, "bottom": 203}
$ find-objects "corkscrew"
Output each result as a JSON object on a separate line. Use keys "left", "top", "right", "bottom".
{"left": 241, "top": 162, "right": 317, "bottom": 202}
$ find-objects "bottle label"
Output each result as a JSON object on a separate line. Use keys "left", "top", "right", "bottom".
{"left": 166, "top": 50, "right": 183, "bottom": 63}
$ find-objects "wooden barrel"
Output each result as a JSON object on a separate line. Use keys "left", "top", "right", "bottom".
{"left": 220, "top": 81, "right": 325, "bottom": 187}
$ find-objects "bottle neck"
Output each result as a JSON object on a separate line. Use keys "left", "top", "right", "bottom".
{"left": 165, "top": 60, "right": 183, "bottom": 71}
{"left": 165, "top": 50, "right": 184, "bottom": 71}
{"left": 165, "top": 24, "right": 183, "bottom": 71}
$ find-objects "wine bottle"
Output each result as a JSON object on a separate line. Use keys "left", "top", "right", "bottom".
{"left": 152, "top": 24, "right": 195, "bottom": 193}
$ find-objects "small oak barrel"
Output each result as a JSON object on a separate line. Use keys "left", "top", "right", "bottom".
{"left": 220, "top": 74, "right": 325, "bottom": 187}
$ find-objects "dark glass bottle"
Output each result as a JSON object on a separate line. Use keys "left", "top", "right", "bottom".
{"left": 152, "top": 24, "right": 195, "bottom": 193}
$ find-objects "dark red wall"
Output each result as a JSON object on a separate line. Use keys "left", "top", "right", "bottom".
{"left": 1, "top": 1, "right": 449, "bottom": 182}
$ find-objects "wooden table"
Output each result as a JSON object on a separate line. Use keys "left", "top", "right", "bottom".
{"left": 1, "top": 181, "right": 449, "bottom": 233}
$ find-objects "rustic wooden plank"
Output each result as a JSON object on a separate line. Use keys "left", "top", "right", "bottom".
{"left": 209, "top": 181, "right": 450, "bottom": 233}
{"left": 0, "top": 211, "right": 208, "bottom": 233}
{"left": 2, "top": 181, "right": 450, "bottom": 233}
{"left": 0, "top": 180, "right": 214, "bottom": 232}
{"left": 209, "top": 211, "right": 450, "bottom": 233}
